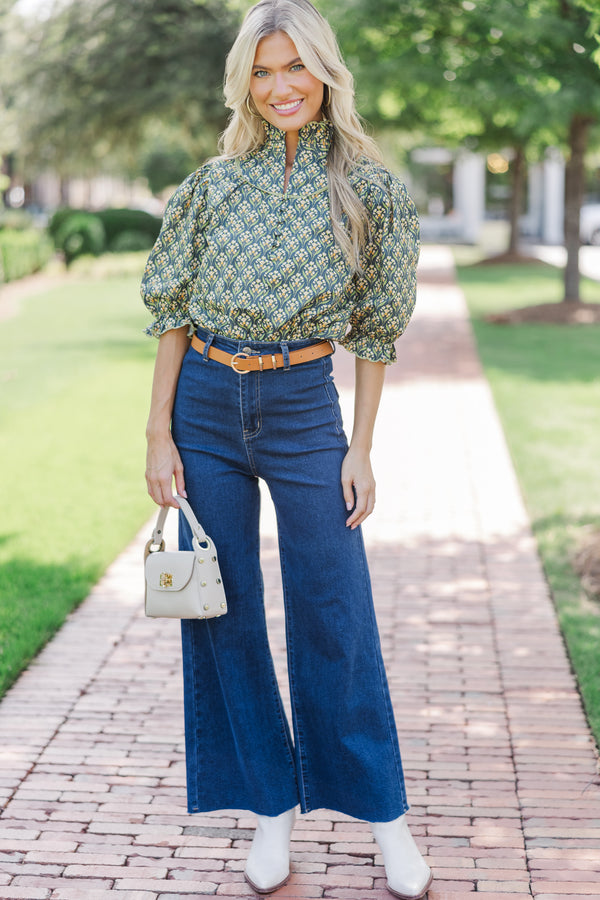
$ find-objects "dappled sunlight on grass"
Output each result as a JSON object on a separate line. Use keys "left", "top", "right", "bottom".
{"left": 457, "top": 261, "right": 600, "bottom": 746}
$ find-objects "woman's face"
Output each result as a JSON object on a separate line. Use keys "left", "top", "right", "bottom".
{"left": 249, "top": 31, "right": 324, "bottom": 132}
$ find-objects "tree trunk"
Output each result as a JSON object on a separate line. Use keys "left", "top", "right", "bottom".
{"left": 507, "top": 145, "right": 525, "bottom": 256}
{"left": 563, "top": 114, "right": 591, "bottom": 303}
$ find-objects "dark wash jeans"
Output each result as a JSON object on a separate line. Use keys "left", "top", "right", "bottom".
{"left": 171, "top": 327, "right": 409, "bottom": 821}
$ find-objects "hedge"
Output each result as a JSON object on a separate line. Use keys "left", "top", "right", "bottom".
{"left": 54, "top": 212, "right": 106, "bottom": 266}
{"left": 96, "top": 208, "right": 162, "bottom": 248}
{"left": 48, "top": 207, "right": 162, "bottom": 263}
{"left": 0, "top": 229, "right": 54, "bottom": 284}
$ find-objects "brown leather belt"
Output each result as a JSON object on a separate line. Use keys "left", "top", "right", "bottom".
{"left": 191, "top": 335, "right": 334, "bottom": 373}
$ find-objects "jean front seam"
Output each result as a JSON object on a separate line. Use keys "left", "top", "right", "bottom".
{"left": 357, "top": 530, "right": 409, "bottom": 813}
{"left": 260, "top": 614, "right": 298, "bottom": 784}
{"left": 239, "top": 373, "right": 261, "bottom": 476}
{"left": 278, "top": 537, "right": 312, "bottom": 813}
{"left": 242, "top": 373, "right": 262, "bottom": 439}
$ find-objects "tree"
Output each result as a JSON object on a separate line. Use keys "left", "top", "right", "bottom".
{"left": 9, "top": 0, "right": 239, "bottom": 179}
{"left": 325, "top": 0, "right": 552, "bottom": 251}
{"left": 140, "top": 122, "right": 200, "bottom": 195}
{"left": 325, "top": 0, "right": 600, "bottom": 301}
{"left": 544, "top": 0, "right": 600, "bottom": 302}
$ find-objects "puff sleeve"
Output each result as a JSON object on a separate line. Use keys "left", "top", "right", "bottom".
{"left": 340, "top": 170, "right": 420, "bottom": 364}
{"left": 141, "top": 167, "right": 210, "bottom": 338}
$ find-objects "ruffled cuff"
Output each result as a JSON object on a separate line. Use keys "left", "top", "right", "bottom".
{"left": 144, "top": 310, "right": 194, "bottom": 339}
{"left": 339, "top": 332, "right": 398, "bottom": 364}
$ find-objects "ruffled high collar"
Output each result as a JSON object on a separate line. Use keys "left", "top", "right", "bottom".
{"left": 240, "top": 118, "right": 332, "bottom": 197}
{"left": 261, "top": 119, "right": 333, "bottom": 158}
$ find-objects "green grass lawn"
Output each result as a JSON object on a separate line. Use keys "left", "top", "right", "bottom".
{"left": 456, "top": 261, "right": 600, "bottom": 744}
{"left": 0, "top": 264, "right": 156, "bottom": 695}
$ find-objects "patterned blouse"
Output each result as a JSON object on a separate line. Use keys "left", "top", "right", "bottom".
{"left": 141, "top": 119, "right": 419, "bottom": 363}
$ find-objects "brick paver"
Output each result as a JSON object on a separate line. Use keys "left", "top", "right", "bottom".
{"left": 1, "top": 246, "right": 598, "bottom": 898}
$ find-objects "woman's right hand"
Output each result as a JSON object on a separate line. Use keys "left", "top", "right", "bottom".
{"left": 145, "top": 432, "right": 186, "bottom": 508}
{"left": 144, "top": 326, "right": 191, "bottom": 508}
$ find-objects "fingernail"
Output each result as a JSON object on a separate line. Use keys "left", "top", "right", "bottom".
{"left": 346, "top": 501, "right": 352, "bottom": 510}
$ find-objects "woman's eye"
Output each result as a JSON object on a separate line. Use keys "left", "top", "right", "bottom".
{"left": 253, "top": 69, "right": 269, "bottom": 78}
{"left": 290, "top": 63, "right": 304, "bottom": 72}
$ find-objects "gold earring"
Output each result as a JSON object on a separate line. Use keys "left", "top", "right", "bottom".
{"left": 323, "top": 84, "right": 332, "bottom": 107}
{"left": 245, "top": 95, "right": 261, "bottom": 118}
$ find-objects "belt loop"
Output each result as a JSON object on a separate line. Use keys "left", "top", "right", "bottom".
{"left": 201, "top": 332, "right": 214, "bottom": 362}
{"left": 281, "top": 341, "right": 290, "bottom": 371}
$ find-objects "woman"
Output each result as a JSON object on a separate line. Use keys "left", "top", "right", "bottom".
{"left": 142, "top": 1, "right": 431, "bottom": 897}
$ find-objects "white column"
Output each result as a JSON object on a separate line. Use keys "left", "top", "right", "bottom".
{"left": 542, "top": 148, "right": 564, "bottom": 245}
{"left": 31, "top": 172, "right": 62, "bottom": 209}
{"left": 526, "top": 163, "right": 544, "bottom": 239}
{"left": 453, "top": 151, "right": 486, "bottom": 244}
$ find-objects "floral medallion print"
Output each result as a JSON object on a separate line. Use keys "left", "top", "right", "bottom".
{"left": 141, "top": 120, "right": 419, "bottom": 363}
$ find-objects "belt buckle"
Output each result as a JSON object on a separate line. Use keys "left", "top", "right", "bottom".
{"left": 231, "top": 352, "right": 251, "bottom": 374}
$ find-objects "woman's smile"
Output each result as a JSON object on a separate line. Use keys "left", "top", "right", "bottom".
{"left": 270, "top": 98, "right": 304, "bottom": 115}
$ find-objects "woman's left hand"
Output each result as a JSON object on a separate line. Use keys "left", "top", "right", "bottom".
{"left": 341, "top": 445, "right": 376, "bottom": 529}
{"left": 342, "top": 356, "right": 385, "bottom": 530}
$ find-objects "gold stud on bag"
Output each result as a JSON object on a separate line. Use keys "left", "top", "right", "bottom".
{"left": 144, "top": 495, "right": 227, "bottom": 619}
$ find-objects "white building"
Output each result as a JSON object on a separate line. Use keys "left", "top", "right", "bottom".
{"left": 414, "top": 146, "right": 566, "bottom": 246}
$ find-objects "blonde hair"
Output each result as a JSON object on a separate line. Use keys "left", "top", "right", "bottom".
{"left": 219, "top": 0, "right": 382, "bottom": 272}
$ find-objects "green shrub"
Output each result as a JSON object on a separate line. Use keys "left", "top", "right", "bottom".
{"left": 109, "top": 228, "right": 155, "bottom": 253}
{"left": 96, "top": 208, "right": 161, "bottom": 245}
{"left": 0, "top": 228, "right": 54, "bottom": 283}
{"left": 48, "top": 207, "right": 161, "bottom": 262}
{"left": 48, "top": 207, "right": 76, "bottom": 241}
{"left": 54, "top": 212, "right": 106, "bottom": 265}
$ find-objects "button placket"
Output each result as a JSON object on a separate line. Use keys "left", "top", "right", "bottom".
{"left": 271, "top": 194, "right": 287, "bottom": 249}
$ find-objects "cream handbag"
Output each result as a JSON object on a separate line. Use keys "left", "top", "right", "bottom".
{"left": 144, "top": 495, "right": 227, "bottom": 619}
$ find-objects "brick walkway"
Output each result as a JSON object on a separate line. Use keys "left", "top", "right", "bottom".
{"left": 1, "top": 246, "right": 598, "bottom": 899}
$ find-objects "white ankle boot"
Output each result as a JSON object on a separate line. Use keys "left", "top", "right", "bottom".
{"left": 244, "top": 807, "right": 296, "bottom": 894}
{"left": 371, "top": 814, "right": 432, "bottom": 899}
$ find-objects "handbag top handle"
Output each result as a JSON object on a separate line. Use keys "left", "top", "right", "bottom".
{"left": 150, "top": 495, "right": 209, "bottom": 550}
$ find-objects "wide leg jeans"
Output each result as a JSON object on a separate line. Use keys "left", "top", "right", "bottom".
{"left": 171, "top": 328, "right": 409, "bottom": 822}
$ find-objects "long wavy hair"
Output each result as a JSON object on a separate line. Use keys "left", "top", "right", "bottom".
{"left": 219, "top": 0, "right": 382, "bottom": 272}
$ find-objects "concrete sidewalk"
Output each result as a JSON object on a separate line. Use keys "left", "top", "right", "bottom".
{"left": 0, "top": 246, "right": 598, "bottom": 899}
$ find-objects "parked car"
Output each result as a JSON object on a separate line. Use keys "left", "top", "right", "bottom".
{"left": 580, "top": 203, "right": 600, "bottom": 245}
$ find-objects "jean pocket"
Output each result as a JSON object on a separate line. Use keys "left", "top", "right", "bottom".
{"left": 321, "top": 364, "right": 347, "bottom": 445}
